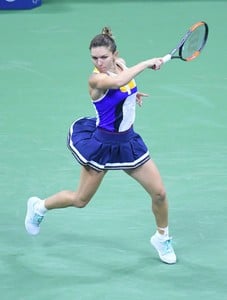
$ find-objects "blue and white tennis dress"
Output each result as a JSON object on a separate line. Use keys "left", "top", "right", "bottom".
{"left": 67, "top": 65, "right": 150, "bottom": 171}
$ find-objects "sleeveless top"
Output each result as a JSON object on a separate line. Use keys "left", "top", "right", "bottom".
{"left": 67, "top": 63, "right": 150, "bottom": 170}
{"left": 92, "top": 65, "right": 138, "bottom": 132}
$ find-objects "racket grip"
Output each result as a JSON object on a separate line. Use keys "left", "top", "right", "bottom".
{"left": 162, "top": 54, "right": 171, "bottom": 64}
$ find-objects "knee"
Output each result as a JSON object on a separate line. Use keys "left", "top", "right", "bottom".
{"left": 71, "top": 192, "right": 90, "bottom": 208}
{"left": 152, "top": 188, "right": 167, "bottom": 204}
{"left": 75, "top": 201, "right": 89, "bottom": 208}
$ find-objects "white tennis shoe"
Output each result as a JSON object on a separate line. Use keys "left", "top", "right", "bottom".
{"left": 25, "top": 197, "right": 44, "bottom": 235}
{"left": 150, "top": 233, "right": 177, "bottom": 264}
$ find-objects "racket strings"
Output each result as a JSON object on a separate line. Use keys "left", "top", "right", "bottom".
{"left": 181, "top": 25, "right": 207, "bottom": 60}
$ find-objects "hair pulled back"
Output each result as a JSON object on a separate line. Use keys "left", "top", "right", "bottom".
{"left": 89, "top": 27, "right": 117, "bottom": 53}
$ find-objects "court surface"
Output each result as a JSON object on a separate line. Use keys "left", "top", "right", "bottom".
{"left": 1, "top": 1, "right": 227, "bottom": 299}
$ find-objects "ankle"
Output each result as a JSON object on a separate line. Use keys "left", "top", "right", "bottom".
{"left": 35, "top": 199, "right": 48, "bottom": 215}
{"left": 157, "top": 226, "right": 169, "bottom": 238}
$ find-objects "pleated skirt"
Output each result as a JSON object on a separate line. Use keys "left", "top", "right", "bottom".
{"left": 67, "top": 117, "right": 150, "bottom": 171}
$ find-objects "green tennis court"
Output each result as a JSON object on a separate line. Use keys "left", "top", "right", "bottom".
{"left": 1, "top": 1, "right": 227, "bottom": 299}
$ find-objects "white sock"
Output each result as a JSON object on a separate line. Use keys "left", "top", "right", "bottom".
{"left": 156, "top": 226, "right": 169, "bottom": 240}
{"left": 35, "top": 199, "right": 48, "bottom": 216}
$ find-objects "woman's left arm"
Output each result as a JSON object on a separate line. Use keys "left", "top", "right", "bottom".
{"left": 136, "top": 92, "right": 149, "bottom": 107}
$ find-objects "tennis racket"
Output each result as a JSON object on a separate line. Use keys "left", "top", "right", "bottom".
{"left": 162, "top": 21, "right": 209, "bottom": 63}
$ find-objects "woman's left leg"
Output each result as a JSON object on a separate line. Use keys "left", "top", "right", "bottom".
{"left": 125, "top": 159, "right": 168, "bottom": 232}
{"left": 125, "top": 159, "right": 176, "bottom": 264}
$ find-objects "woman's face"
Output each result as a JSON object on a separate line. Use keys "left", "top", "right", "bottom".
{"left": 90, "top": 46, "right": 117, "bottom": 73}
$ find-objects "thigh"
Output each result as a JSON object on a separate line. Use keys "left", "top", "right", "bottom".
{"left": 125, "top": 159, "right": 165, "bottom": 197}
{"left": 76, "top": 166, "right": 107, "bottom": 201}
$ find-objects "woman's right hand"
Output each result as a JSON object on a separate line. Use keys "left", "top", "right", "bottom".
{"left": 147, "top": 58, "right": 163, "bottom": 70}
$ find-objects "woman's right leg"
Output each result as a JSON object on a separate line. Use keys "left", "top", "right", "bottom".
{"left": 44, "top": 166, "right": 107, "bottom": 209}
{"left": 25, "top": 166, "right": 107, "bottom": 235}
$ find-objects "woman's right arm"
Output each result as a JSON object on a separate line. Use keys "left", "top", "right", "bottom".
{"left": 89, "top": 57, "right": 163, "bottom": 91}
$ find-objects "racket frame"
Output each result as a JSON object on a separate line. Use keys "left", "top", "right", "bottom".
{"left": 162, "top": 21, "right": 209, "bottom": 63}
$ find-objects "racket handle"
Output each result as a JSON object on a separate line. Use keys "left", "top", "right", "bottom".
{"left": 162, "top": 54, "right": 171, "bottom": 64}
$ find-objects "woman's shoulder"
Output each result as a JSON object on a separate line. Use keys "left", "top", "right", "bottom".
{"left": 116, "top": 58, "right": 127, "bottom": 69}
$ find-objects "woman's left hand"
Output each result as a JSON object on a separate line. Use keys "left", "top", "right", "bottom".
{"left": 136, "top": 92, "right": 149, "bottom": 107}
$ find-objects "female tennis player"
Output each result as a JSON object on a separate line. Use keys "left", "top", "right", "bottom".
{"left": 25, "top": 27, "right": 176, "bottom": 264}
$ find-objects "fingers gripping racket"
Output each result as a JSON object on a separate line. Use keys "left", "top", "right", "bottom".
{"left": 162, "top": 21, "right": 209, "bottom": 63}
